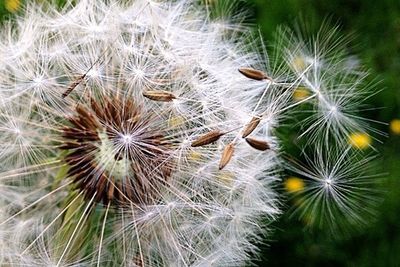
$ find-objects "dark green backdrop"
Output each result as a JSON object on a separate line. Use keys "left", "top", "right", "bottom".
{"left": 251, "top": 1, "right": 400, "bottom": 266}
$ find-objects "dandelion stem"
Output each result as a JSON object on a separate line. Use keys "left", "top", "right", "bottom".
{"left": 20, "top": 191, "right": 85, "bottom": 256}
{"left": 97, "top": 202, "right": 111, "bottom": 267}
{"left": 56, "top": 193, "right": 96, "bottom": 267}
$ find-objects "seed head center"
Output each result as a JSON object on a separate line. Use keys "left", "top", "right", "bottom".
{"left": 60, "top": 96, "right": 172, "bottom": 205}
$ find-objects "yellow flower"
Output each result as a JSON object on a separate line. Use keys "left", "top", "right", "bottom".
{"left": 302, "top": 214, "right": 315, "bottom": 226}
{"left": 293, "top": 87, "right": 310, "bottom": 101}
{"left": 291, "top": 56, "right": 307, "bottom": 71}
{"left": 348, "top": 132, "right": 371, "bottom": 149}
{"left": 188, "top": 151, "right": 202, "bottom": 162}
{"left": 390, "top": 119, "right": 400, "bottom": 135}
{"left": 284, "top": 176, "right": 305, "bottom": 193}
{"left": 5, "top": 0, "right": 21, "bottom": 13}
{"left": 217, "top": 171, "right": 235, "bottom": 186}
{"left": 168, "top": 115, "right": 185, "bottom": 127}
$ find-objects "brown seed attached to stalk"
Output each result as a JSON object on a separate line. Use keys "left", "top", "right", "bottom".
{"left": 62, "top": 74, "right": 87, "bottom": 98}
{"left": 242, "top": 116, "right": 261, "bottom": 138}
{"left": 143, "top": 90, "right": 177, "bottom": 102}
{"left": 245, "top": 137, "right": 270, "bottom": 151}
{"left": 238, "top": 67, "right": 270, "bottom": 81}
{"left": 219, "top": 143, "right": 234, "bottom": 170}
{"left": 191, "top": 130, "right": 224, "bottom": 147}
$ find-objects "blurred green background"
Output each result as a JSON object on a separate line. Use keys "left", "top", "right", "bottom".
{"left": 1, "top": 0, "right": 399, "bottom": 266}
{"left": 250, "top": 1, "right": 400, "bottom": 266}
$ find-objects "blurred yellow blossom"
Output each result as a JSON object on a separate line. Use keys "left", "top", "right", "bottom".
{"left": 348, "top": 132, "right": 371, "bottom": 149}
{"left": 293, "top": 87, "right": 310, "bottom": 101}
{"left": 168, "top": 115, "right": 185, "bottom": 127}
{"left": 284, "top": 176, "right": 305, "bottom": 193}
{"left": 217, "top": 171, "right": 235, "bottom": 186}
{"left": 188, "top": 151, "right": 202, "bottom": 162}
{"left": 390, "top": 119, "right": 400, "bottom": 135}
{"left": 5, "top": 0, "right": 21, "bottom": 13}
{"left": 291, "top": 56, "right": 307, "bottom": 71}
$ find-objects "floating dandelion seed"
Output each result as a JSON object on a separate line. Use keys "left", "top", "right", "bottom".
{"left": 0, "top": 0, "right": 382, "bottom": 265}
{"left": 277, "top": 24, "right": 384, "bottom": 145}
{"left": 286, "top": 145, "right": 380, "bottom": 234}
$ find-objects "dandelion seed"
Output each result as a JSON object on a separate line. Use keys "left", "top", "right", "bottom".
{"left": 142, "top": 90, "right": 177, "bottom": 102}
{"left": 191, "top": 130, "right": 224, "bottom": 147}
{"left": 286, "top": 146, "right": 380, "bottom": 234}
{"left": 219, "top": 143, "right": 235, "bottom": 170}
{"left": 61, "top": 74, "right": 86, "bottom": 98}
{"left": 242, "top": 116, "right": 261, "bottom": 138}
{"left": 245, "top": 137, "right": 270, "bottom": 151}
{"left": 277, "top": 24, "right": 384, "bottom": 146}
{"left": 238, "top": 67, "right": 270, "bottom": 81}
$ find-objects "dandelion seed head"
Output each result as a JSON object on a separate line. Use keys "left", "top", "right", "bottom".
{"left": 0, "top": 1, "right": 283, "bottom": 265}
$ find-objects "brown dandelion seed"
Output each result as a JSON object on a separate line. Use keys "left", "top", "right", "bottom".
{"left": 62, "top": 48, "right": 111, "bottom": 98}
{"left": 245, "top": 137, "right": 270, "bottom": 151}
{"left": 191, "top": 130, "right": 224, "bottom": 147}
{"left": 60, "top": 96, "right": 172, "bottom": 206}
{"left": 219, "top": 143, "right": 234, "bottom": 170}
{"left": 238, "top": 67, "right": 271, "bottom": 81}
{"left": 62, "top": 74, "right": 87, "bottom": 98}
{"left": 242, "top": 116, "right": 261, "bottom": 138}
{"left": 143, "top": 90, "right": 176, "bottom": 102}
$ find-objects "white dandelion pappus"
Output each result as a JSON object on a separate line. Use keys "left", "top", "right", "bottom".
{"left": 0, "top": 0, "right": 284, "bottom": 266}
{"left": 285, "top": 143, "right": 381, "bottom": 235}
{"left": 276, "top": 23, "right": 385, "bottom": 146}
{"left": 272, "top": 22, "right": 383, "bottom": 236}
